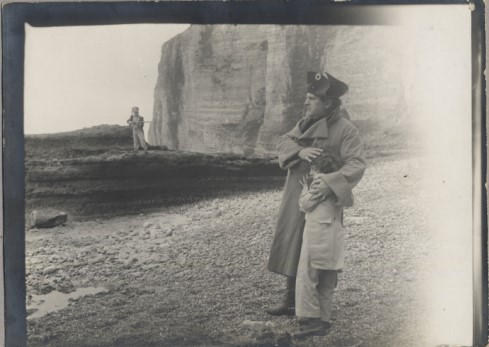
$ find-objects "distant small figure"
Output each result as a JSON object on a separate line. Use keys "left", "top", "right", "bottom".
{"left": 127, "top": 106, "right": 148, "bottom": 153}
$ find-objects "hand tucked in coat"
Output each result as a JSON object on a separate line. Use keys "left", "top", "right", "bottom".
{"left": 298, "top": 147, "right": 323, "bottom": 163}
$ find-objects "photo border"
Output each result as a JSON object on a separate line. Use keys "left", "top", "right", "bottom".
{"left": 2, "top": 1, "right": 485, "bottom": 346}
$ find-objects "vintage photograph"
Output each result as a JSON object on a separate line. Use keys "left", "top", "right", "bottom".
{"left": 19, "top": 5, "right": 479, "bottom": 347}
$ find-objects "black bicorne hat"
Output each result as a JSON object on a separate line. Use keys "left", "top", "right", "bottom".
{"left": 307, "top": 71, "right": 348, "bottom": 98}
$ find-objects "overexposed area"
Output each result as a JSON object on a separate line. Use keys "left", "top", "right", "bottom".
{"left": 399, "top": 5, "right": 474, "bottom": 346}
{"left": 24, "top": 23, "right": 190, "bottom": 134}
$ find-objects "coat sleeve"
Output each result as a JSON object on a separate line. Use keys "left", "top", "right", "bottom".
{"left": 318, "top": 125, "right": 366, "bottom": 207}
{"left": 276, "top": 121, "right": 305, "bottom": 170}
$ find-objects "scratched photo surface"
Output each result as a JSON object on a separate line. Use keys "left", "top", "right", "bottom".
{"left": 23, "top": 7, "right": 474, "bottom": 347}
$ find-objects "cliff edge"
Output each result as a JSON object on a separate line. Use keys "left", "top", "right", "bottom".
{"left": 149, "top": 25, "right": 408, "bottom": 155}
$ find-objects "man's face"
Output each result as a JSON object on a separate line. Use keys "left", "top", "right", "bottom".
{"left": 304, "top": 93, "right": 328, "bottom": 118}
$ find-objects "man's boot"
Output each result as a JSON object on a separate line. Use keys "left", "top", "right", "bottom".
{"left": 266, "top": 276, "right": 295, "bottom": 316}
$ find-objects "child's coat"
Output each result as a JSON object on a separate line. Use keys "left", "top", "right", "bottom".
{"left": 299, "top": 173, "right": 347, "bottom": 270}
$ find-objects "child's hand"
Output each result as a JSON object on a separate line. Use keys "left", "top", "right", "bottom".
{"left": 310, "top": 177, "right": 333, "bottom": 197}
{"left": 299, "top": 176, "right": 308, "bottom": 188}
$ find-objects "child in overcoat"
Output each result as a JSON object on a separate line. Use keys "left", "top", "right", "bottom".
{"left": 294, "top": 149, "right": 351, "bottom": 339}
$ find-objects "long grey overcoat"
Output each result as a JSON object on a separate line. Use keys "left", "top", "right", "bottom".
{"left": 267, "top": 107, "right": 366, "bottom": 276}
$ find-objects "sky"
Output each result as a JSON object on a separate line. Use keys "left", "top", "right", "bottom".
{"left": 24, "top": 23, "right": 190, "bottom": 134}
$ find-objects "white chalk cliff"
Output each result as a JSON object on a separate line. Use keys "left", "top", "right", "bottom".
{"left": 148, "top": 25, "right": 407, "bottom": 154}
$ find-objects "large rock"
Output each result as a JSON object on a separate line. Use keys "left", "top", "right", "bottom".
{"left": 27, "top": 210, "right": 68, "bottom": 229}
{"left": 148, "top": 25, "right": 408, "bottom": 155}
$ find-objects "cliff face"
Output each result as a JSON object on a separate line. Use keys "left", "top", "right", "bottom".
{"left": 149, "top": 25, "right": 407, "bottom": 155}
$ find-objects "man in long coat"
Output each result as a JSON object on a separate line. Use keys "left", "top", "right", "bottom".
{"left": 266, "top": 71, "right": 366, "bottom": 316}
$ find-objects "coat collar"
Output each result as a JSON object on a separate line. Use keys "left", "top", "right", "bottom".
{"left": 299, "top": 107, "right": 342, "bottom": 139}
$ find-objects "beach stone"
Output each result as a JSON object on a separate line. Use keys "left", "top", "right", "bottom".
{"left": 121, "top": 253, "right": 131, "bottom": 260}
{"left": 55, "top": 281, "right": 75, "bottom": 294}
{"left": 42, "top": 266, "right": 59, "bottom": 275}
{"left": 175, "top": 269, "right": 192, "bottom": 279}
{"left": 177, "top": 254, "right": 187, "bottom": 267}
{"left": 27, "top": 210, "right": 68, "bottom": 229}
{"left": 241, "top": 320, "right": 275, "bottom": 331}
{"left": 141, "top": 222, "right": 174, "bottom": 239}
{"left": 346, "top": 216, "right": 368, "bottom": 225}
{"left": 88, "top": 256, "right": 104, "bottom": 265}
{"left": 48, "top": 255, "right": 59, "bottom": 263}
{"left": 143, "top": 221, "right": 161, "bottom": 231}
{"left": 124, "top": 258, "right": 137, "bottom": 268}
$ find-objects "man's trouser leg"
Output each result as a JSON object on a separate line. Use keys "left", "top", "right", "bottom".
{"left": 296, "top": 241, "right": 336, "bottom": 322}
{"left": 132, "top": 129, "right": 140, "bottom": 150}
{"left": 266, "top": 276, "right": 295, "bottom": 316}
{"left": 136, "top": 129, "right": 148, "bottom": 151}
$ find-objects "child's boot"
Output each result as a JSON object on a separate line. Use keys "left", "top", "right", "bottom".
{"left": 292, "top": 318, "right": 331, "bottom": 339}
